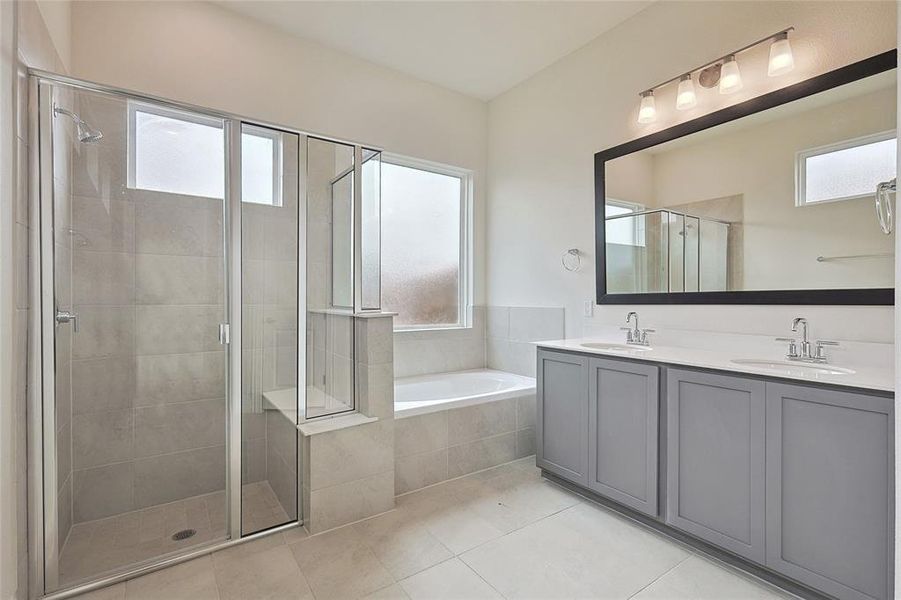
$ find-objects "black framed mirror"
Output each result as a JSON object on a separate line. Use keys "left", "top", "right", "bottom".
{"left": 595, "top": 50, "right": 896, "bottom": 305}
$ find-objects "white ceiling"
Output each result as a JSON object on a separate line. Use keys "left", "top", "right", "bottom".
{"left": 214, "top": 1, "right": 652, "bottom": 100}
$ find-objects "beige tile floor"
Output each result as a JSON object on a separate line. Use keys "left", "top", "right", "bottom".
{"left": 61, "top": 481, "right": 290, "bottom": 587}
{"left": 72, "top": 458, "right": 794, "bottom": 600}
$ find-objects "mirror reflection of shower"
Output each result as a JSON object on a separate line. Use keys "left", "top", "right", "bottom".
{"left": 52, "top": 104, "right": 103, "bottom": 143}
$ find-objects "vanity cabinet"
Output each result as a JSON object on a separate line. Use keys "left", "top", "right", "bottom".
{"left": 536, "top": 346, "right": 894, "bottom": 600}
{"left": 765, "top": 383, "right": 892, "bottom": 600}
{"left": 587, "top": 358, "right": 658, "bottom": 517}
{"left": 665, "top": 369, "right": 766, "bottom": 564}
{"left": 536, "top": 349, "right": 589, "bottom": 485}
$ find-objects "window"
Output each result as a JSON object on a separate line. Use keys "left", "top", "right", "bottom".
{"left": 127, "top": 103, "right": 282, "bottom": 206}
{"left": 796, "top": 131, "right": 896, "bottom": 206}
{"left": 605, "top": 199, "right": 646, "bottom": 246}
{"left": 381, "top": 155, "right": 471, "bottom": 330}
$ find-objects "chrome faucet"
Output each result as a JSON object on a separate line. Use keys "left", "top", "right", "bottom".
{"left": 622, "top": 311, "right": 654, "bottom": 346}
{"left": 776, "top": 317, "right": 839, "bottom": 363}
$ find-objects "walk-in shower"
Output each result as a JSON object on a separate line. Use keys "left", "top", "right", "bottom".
{"left": 28, "top": 72, "right": 382, "bottom": 598}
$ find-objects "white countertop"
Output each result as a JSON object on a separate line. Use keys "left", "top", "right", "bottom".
{"left": 535, "top": 334, "right": 894, "bottom": 393}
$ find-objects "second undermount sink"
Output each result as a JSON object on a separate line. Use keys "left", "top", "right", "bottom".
{"left": 581, "top": 342, "right": 652, "bottom": 353}
{"left": 730, "top": 358, "right": 856, "bottom": 376}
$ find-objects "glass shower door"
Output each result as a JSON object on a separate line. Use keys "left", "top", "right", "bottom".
{"left": 43, "top": 82, "right": 229, "bottom": 590}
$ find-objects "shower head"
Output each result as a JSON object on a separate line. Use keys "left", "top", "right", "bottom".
{"left": 53, "top": 105, "right": 103, "bottom": 143}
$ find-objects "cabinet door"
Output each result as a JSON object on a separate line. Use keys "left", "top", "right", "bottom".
{"left": 766, "top": 383, "right": 893, "bottom": 600}
{"left": 666, "top": 369, "right": 766, "bottom": 564}
{"left": 536, "top": 349, "right": 589, "bottom": 485}
{"left": 588, "top": 357, "right": 658, "bottom": 516}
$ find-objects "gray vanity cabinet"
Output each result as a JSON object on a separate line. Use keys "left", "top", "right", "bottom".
{"left": 765, "top": 383, "right": 893, "bottom": 600}
{"left": 666, "top": 369, "right": 766, "bottom": 564}
{"left": 587, "top": 358, "right": 658, "bottom": 517}
{"left": 536, "top": 349, "right": 590, "bottom": 485}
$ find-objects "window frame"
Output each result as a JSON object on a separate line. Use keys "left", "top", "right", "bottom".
{"left": 127, "top": 102, "right": 283, "bottom": 207}
{"left": 794, "top": 129, "right": 896, "bottom": 207}
{"left": 381, "top": 153, "right": 473, "bottom": 333}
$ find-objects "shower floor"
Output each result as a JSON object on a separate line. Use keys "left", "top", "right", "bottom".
{"left": 58, "top": 481, "right": 291, "bottom": 587}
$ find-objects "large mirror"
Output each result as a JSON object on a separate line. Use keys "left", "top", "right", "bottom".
{"left": 596, "top": 52, "right": 896, "bottom": 304}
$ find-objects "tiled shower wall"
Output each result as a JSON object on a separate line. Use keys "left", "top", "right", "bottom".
{"left": 67, "top": 92, "right": 227, "bottom": 523}
{"left": 393, "top": 306, "right": 564, "bottom": 379}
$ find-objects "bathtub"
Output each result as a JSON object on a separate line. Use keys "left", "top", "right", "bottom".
{"left": 394, "top": 368, "right": 536, "bottom": 418}
{"left": 393, "top": 369, "right": 538, "bottom": 494}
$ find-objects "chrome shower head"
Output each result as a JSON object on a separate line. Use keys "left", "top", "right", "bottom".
{"left": 53, "top": 105, "right": 103, "bottom": 143}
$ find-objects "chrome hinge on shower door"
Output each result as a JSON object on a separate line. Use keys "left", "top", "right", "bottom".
{"left": 218, "top": 323, "right": 230, "bottom": 345}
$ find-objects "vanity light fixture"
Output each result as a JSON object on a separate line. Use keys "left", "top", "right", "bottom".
{"left": 637, "top": 90, "right": 657, "bottom": 124}
{"left": 768, "top": 31, "right": 795, "bottom": 77}
{"left": 635, "top": 27, "right": 794, "bottom": 123}
{"left": 676, "top": 74, "right": 698, "bottom": 110}
{"left": 718, "top": 55, "right": 743, "bottom": 94}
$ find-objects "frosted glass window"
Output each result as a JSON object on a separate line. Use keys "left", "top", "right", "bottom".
{"left": 382, "top": 160, "right": 468, "bottom": 329}
{"left": 129, "top": 104, "right": 281, "bottom": 206}
{"left": 130, "top": 106, "right": 225, "bottom": 198}
{"left": 605, "top": 201, "right": 645, "bottom": 246}
{"left": 798, "top": 133, "right": 896, "bottom": 205}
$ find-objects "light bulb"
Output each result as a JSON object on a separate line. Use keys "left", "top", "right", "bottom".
{"left": 719, "top": 55, "right": 743, "bottom": 94}
{"left": 676, "top": 74, "right": 697, "bottom": 110}
{"left": 637, "top": 91, "right": 656, "bottom": 124}
{"left": 768, "top": 32, "right": 794, "bottom": 77}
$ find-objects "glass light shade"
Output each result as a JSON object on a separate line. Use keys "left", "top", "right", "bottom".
{"left": 637, "top": 93, "right": 656, "bottom": 124}
{"left": 768, "top": 35, "right": 794, "bottom": 77}
{"left": 719, "top": 57, "right": 743, "bottom": 94}
{"left": 676, "top": 76, "right": 697, "bottom": 110}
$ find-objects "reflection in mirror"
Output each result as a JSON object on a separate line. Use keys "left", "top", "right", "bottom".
{"left": 605, "top": 68, "right": 896, "bottom": 295}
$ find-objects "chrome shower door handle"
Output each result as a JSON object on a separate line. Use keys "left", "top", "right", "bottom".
{"left": 55, "top": 310, "right": 78, "bottom": 332}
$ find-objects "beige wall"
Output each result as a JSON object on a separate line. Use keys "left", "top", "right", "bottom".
{"left": 68, "top": 0, "right": 488, "bottom": 308}
{"left": 487, "top": 1, "right": 897, "bottom": 342}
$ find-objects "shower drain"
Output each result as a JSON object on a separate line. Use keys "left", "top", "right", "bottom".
{"left": 171, "top": 529, "right": 197, "bottom": 541}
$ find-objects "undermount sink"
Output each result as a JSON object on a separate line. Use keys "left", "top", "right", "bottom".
{"left": 730, "top": 358, "right": 856, "bottom": 376}
{"left": 581, "top": 342, "right": 652, "bottom": 353}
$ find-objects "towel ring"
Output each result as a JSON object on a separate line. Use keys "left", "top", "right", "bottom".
{"left": 562, "top": 249, "right": 582, "bottom": 272}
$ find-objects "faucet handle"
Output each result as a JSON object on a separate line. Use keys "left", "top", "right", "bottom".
{"left": 775, "top": 337, "right": 799, "bottom": 358}
{"left": 814, "top": 340, "right": 839, "bottom": 360}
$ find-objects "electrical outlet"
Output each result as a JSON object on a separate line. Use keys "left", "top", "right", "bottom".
{"left": 583, "top": 300, "right": 594, "bottom": 318}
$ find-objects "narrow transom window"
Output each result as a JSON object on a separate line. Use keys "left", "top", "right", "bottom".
{"left": 127, "top": 103, "right": 282, "bottom": 206}
{"left": 796, "top": 131, "right": 896, "bottom": 206}
{"left": 605, "top": 199, "right": 646, "bottom": 247}
{"left": 381, "top": 155, "right": 471, "bottom": 330}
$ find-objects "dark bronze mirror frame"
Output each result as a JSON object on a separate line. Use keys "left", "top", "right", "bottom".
{"left": 594, "top": 50, "right": 896, "bottom": 305}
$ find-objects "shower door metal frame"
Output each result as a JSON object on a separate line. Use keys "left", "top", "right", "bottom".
{"left": 26, "top": 70, "right": 353, "bottom": 600}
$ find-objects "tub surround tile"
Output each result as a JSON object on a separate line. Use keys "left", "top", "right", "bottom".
{"left": 72, "top": 408, "right": 134, "bottom": 469}
{"left": 447, "top": 399, "right": 516, "bottom": 446}
{"left": 133, "top": 399, "right": 225, "bottom": 458}
{"left": 395, "top": 449, "right": 449, "bottom": 495}
{"left": 395, "top": 412, "right": 448, "bottom": 458}
{"left": 447, "top": 433, "right": 517, "bottom": 479}
{"left": 486, "top": 306, "right": 564, "bottom": 378}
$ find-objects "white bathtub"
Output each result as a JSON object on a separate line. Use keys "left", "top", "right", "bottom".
{"left": 395, "top": 368, "right": 536, "bottom": 418}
